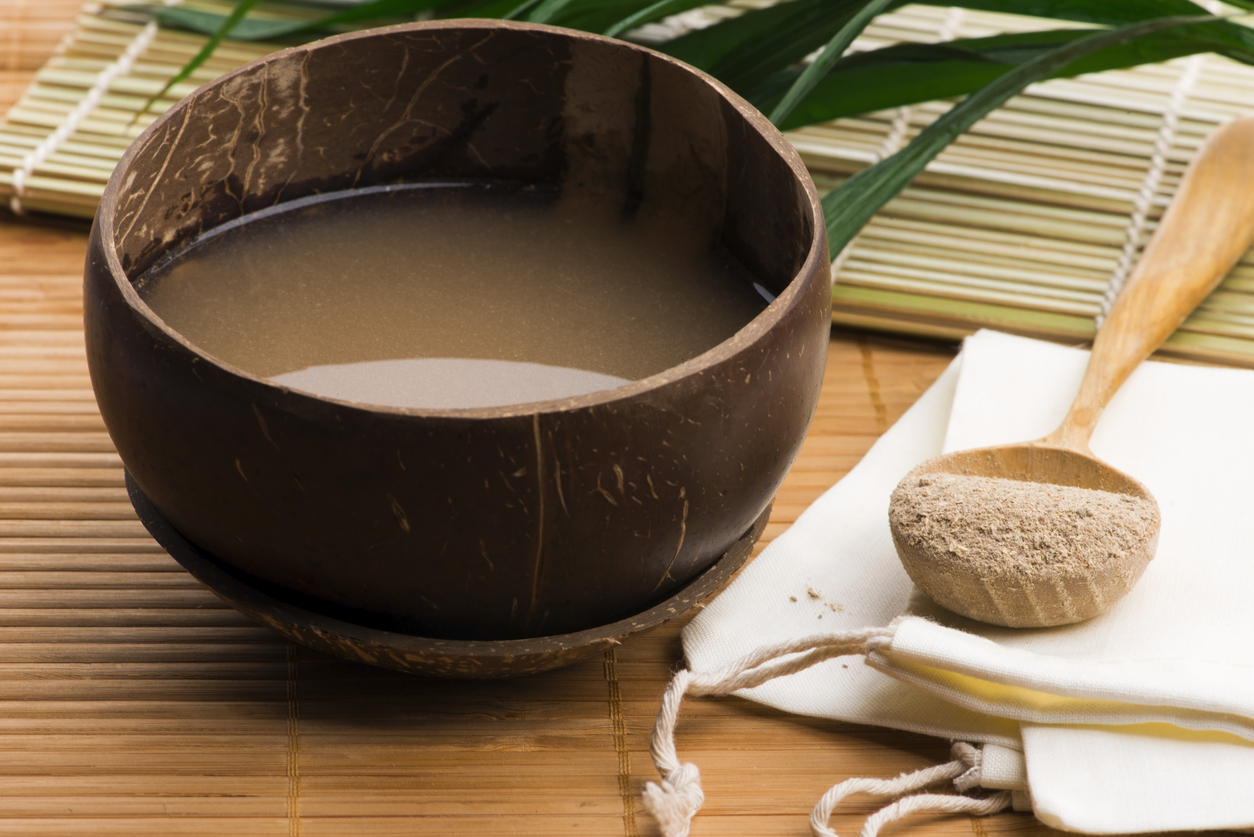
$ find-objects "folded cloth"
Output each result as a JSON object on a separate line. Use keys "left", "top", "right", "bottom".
{"left": 656, "top": 330, "right": 1254, "bottom": 835}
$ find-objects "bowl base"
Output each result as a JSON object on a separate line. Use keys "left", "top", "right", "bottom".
{"left": 126, "top": 471, "right": 768, "bottom": 677}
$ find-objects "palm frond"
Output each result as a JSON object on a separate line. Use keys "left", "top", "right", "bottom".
{"left": 821, "top": 13, "right": 1212, "bottom": 257}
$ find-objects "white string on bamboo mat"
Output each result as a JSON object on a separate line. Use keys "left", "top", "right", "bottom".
{"left": 1095, "top": 52, "right": 1206, "bottom": 329}
{"left": 9, "top": 0, "right": 182, "bottom": 216}
{"left": 830, "top": 7, "right": 966, "bottom": 282}
{"left": 642, "top": 625, "right": 1010, "bottom": 837}
{"left": 810, "top": 741, "right": 1011, "bottom": 837}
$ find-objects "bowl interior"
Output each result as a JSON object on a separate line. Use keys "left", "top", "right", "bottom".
{"left": 108, "top": 20, "right": 820, "bottom": 387}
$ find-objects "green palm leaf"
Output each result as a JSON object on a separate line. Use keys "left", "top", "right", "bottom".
{"left": 922, "top": 0, "right": 1211, "bottom": 24}
{"left": 768, "top": 0, "right": 895, "bottom": 125}
{"left": 659, "top": 0, "right": 867, "bottom": 82}
{"left": 601, "top": 0, "right": 708, "bottom": 38}
{"left": 821, "top": 14, "right": 1211, "bottom": 257}
{"left": 133, "top": 0, "right": 264, "bottom": 120}
{"left": 136, "top": 0, "right": 455, "bottom": 41}
{"left": 760, "top": 19, "right": 1253, "bottom": 130}
{"left": 656, "top": 0, "right": 1219, "bottom": 87}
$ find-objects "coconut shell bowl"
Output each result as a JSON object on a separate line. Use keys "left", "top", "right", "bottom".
{"left": 84, "top": 20, "right": 830, "bottom": 676}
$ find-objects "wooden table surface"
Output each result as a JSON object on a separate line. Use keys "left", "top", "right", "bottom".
{"left": 0, "top": 5, "right": 1072, "bottom": 835}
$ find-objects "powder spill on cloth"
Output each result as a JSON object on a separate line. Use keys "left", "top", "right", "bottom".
{"left": 647, "top": 330, "right": 1254, "bottom": 835}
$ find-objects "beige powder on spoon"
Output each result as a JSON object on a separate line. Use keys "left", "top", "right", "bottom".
{"left": 889, "top": 473, "right": 1158, "bottom": 581}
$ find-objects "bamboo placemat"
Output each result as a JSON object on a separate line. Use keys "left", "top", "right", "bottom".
{"left": 0, "top": 70, "right": 1033, "bottom": 837}
{"left": 0, "top": 8, "right": 1188, "bottom": 835}
{"left": 0, "top": 210, "right": 1053, "bottom": 836}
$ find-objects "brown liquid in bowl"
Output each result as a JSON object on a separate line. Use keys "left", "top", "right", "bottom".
{"left": 137, "top": 182, "right": 769, "bottom": 409}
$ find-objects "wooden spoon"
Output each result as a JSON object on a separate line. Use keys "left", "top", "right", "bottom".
{"left": 888, "top": 116, "right": 1254, "bottom": 628}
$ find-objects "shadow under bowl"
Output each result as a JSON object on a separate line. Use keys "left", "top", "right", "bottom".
{"left": 128, "top": 471, "right": 768, "bottom": 677}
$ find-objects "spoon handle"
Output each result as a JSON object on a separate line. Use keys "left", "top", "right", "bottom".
{"left": 1046, "top": 116, "right": 1254, "bottom": 452}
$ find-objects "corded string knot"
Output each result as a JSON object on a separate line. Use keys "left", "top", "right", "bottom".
{"left": 950, "top": 741, "right": 984, "bottom": 792}
{"left": 810, "top": 743, "right": 974, "bottom": 837}
{"left": 810, "top": 741, "right": 1011, "bottom": 837}
{"left": 643, "top": 627, "right": 1014, "bottom": 836}
{"left": 864, "top": 634, "right": 893, "bottom": 655}
{"left": 642, "top": 762, "right": 704, "bottom": 837}
{"left": 865, "top": 615, "right": 909, "bottom": 655}
{"left": 645, "top": 628, "right": 893, "bottom": 837}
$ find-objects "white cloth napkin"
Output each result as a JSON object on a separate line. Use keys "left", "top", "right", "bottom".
{"left": 681, "top": 330, "right": 1254, "bottom": 834}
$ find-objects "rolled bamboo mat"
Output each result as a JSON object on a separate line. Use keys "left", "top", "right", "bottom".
{"left": 0, "top": 0, "right": 278, "bottom": 219}
{"left": 810, "top": 5, "right": 1254, "bottom": 366}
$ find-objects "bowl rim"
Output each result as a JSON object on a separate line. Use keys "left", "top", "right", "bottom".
{"left": 95, "top": 18, "right": 828, "bottom": 421}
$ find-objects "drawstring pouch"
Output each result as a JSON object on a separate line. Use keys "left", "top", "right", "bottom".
{"left": 645, "top": 331, "right": 1254, "bottom": 836}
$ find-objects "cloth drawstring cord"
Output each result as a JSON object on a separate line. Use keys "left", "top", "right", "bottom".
{"left": 811, "top": 742, "right": 1011, "bottom": 837}
{"left": 858, "top": 789, "right": 1012, "bottom": 837}
{"left": 643, "top": 626, "right": 1012, "bottom": 837}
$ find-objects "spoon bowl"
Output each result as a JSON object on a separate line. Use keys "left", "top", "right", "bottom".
{"left": 891, "top": 443, "right": 1159, "bottom": 627}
